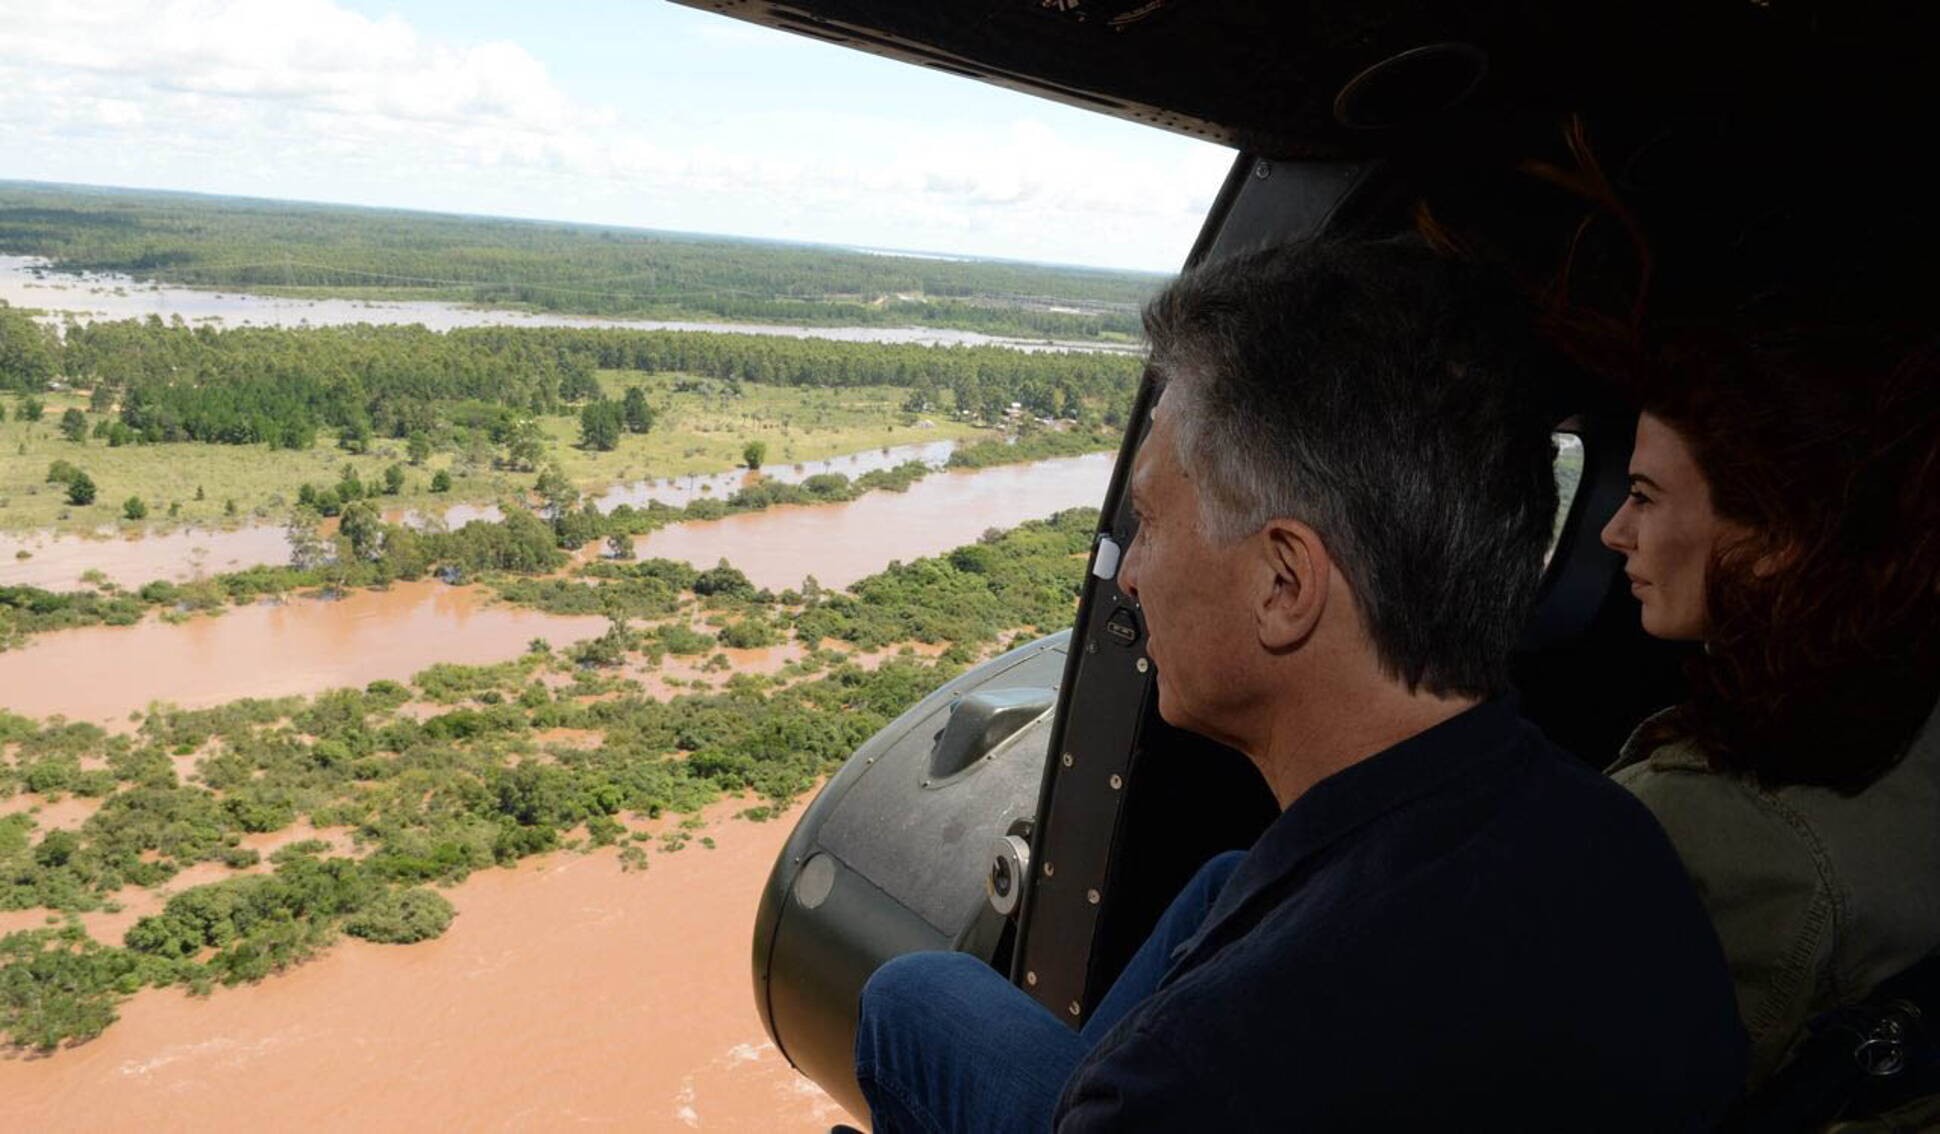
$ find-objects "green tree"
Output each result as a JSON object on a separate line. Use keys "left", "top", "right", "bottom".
{"left": 18, "top": 396, "right": 43, "bottom": 422}
{"left": 382, "top": 463, "right": 406, "bottom": 496}
{"left": 430, "top": 469, "right": 452, "bottom": 493}
{"left": 338, "top": 464, "right": 364, "bottom": 501}
{"left": 605, "top": 532, "right": 635, "bottom": 560}
{"left": 743, "top": 440, "right": 767, "bottom": 470}
{"left": 286, "top": 506, "right": 327, "bottom": 570}
{"left": 338, "top": 500, "right": 384, "bottom": 561}
{"left": 59, "top": 407, "right": 88, "bottom": 443}
{"left": 534, "top": 465, "right": 577, "bottom": 523}
{"left": 123, "top": 496, "right": 147, "bottom": 521}
{"left": 622, "top": 387, "right": 653, "bottom": 433}
{"left": 45, "top": 459, "right": 78, "bottom": 485}
{"left": 579, "top": 401, "right": 622, "bottom": 451}
{"left": 338, "top": 420, "right": 371, "bottom": 454}
{"left": 406, "top": 431, "right": 432, "bottom": 465}
{"left": 66, "top": 470, "right": 96, "bottom": 506}
{"left": 506, "top": 418, "right": 546, "bottom": 471}
{"left": 0, "top": 303, "right": 57, "bottom": 391}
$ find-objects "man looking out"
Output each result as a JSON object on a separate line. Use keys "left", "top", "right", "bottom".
{"left": 852, "top": 239, "right": 1748, "bottom": 1131}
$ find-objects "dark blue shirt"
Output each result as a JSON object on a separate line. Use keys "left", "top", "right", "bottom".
{"left": 1054, "top": 699, "right": 1748, "bottom": 1130}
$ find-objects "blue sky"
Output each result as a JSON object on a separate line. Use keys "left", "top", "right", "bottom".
{"left": 0, "top": 0, "right": 1235, "bottom": 270}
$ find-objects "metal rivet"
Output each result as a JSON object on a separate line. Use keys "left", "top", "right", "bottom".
{"left": 1086, "top": 888, "right": 1100, "bottom": 904}
{"left": 1135, "top": 657, "right": 1149, "bottom": 673}
{"left": 1085, "top": 641, "right": 1097, "bottom": 654}
{"left": 1042, "top": 861, "right": 1055, "bottom": 877}
{"left": 1108, "top": 774, "right": 1123, "bottom": 790}
{"left": 1060, "top": 752, "right": 1074, "bottom": 767}
{"left": 1068, "top": 1001, "right": 1082, "bottom": 1017}
{"left": 1025, "top": 971, "right": 1038, "bottom": 986}
{"left": 1253, "top": 159, "right": 1272, "bottom": 179}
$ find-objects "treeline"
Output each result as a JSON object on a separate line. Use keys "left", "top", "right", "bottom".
{"left": 0, "top": 182, "right": 1157, "bottom": 336}
{"left": 0, "top": 509, "right": 1097, "bottom": 1048}
{"left": 1, "top": 307, "right": 1142, "bottom": 444}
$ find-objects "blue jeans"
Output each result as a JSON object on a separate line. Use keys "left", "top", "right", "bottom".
{"left": 853, "top": 850, "right": 1245, "bottom": 1134}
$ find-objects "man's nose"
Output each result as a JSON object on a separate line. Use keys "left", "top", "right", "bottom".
{"left": 1116, "top": 536, "right": 1140, "bottom": 601}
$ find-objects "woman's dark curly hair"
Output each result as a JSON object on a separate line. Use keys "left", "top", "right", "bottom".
{"left": 1635, "top": 322, "right": 1940, "bottom": 793}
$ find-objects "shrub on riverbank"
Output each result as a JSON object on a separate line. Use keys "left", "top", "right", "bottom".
{"left": 0, "top": 508, "right": 1096, "bottom": 1049}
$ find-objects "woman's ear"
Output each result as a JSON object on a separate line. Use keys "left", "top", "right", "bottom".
{"left": 1257, "top": 518, "right": 1330, "bottom": 652}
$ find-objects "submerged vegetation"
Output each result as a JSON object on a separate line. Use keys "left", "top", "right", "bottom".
{"left": 0, "top": 181, "right": 1157, "bottom": 338}
{"left": 0, "top": 509, "right": 1096, "bottom": 1049}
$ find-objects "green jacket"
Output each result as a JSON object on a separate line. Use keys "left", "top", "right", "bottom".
{"left": 1610, "top": 702, "right": 1940, "bottom": 1089}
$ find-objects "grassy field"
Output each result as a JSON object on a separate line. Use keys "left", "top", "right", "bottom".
{"left": 0, "top": 372, "right": 993, "bottom": 535}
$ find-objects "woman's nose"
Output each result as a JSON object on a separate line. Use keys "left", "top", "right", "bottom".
{"left": 1601, "top": 502, "right": 1634, "bottom": 554}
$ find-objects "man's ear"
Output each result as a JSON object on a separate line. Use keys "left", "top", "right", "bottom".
{"left": 1257, "top": 518, "right": 1329, "bottom": 652}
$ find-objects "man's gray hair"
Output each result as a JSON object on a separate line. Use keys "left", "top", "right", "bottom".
{"left": 1143, "top": 239, "right": 1560, "bottom": 698}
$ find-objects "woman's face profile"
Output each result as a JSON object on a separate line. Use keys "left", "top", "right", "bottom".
{"left": 1599, "top": 413, "right": 1743, "bottom": 642}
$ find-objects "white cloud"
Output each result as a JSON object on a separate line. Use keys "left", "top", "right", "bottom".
{"left": 0, "top": 0, "right": 1232, "bottom": 269}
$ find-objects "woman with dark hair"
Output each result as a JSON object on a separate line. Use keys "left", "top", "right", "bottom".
{"left": 1599, "top": 325, "right": 1940, "bottom": 1088}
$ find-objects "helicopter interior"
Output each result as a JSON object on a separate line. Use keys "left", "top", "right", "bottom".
{"left": 671, "top": 0, "right": 1939, "bottom": 1126}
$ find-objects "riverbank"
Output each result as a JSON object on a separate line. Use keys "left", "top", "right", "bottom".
{"left": 0, "top": 374, "right": 991, "bottom": 541}
{"left": 0, "top": 792, "right": 857, "bottom": 1132}
{"left": 0, "top": 439, "right": 1112, "bottom": 653}
{"left": 0, "top": 511, "right": 1095, "bottom": 1051}
{"left": 0, "top": 253, "right": 1143, "bottom": 354}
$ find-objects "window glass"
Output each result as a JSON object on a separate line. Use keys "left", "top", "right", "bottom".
{"left": 1547, "top": 432, "right": 1585, "bottom": 563}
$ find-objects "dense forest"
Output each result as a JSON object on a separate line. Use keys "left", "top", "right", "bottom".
{"left": 0, "top": 303, "right": 1140, "bottom": 450}
{"left": 0, "top": 509, "right": 1097, "bottom": 1048}
{"left": 0, "top": 182, "right": 1158, "bottom": 338}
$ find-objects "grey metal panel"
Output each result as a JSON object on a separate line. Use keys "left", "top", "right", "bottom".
{"left": 817, "top": 639, "right": 1066, "bottom": 933}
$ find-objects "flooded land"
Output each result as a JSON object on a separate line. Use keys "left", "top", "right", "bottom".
{"left": 0, "top": 237, "right": 1123, "bottom": 1131}
{"left": 0, "top": 437, "right": 963, "bottom": 591}
{"left": 0, "top": 451, "right": 1110, "bottom": 726}
{"left": 0, "top": 796, "right": 858, "bottom": 1132}
{"left": 0, "top": 255, "right": 1137, "bottom": 354}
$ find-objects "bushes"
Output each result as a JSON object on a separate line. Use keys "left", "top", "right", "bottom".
{"left": 343, "top": 887, "right": 454, "bottom": 944}
{"left": 692, "top": 560, "right": 755, "bottom": 600}
{"left": 0, "top": 510, "right": 1100, "bottom": 1049}
{"left": 65, "top": 471, "right": 97, "bottom": 506}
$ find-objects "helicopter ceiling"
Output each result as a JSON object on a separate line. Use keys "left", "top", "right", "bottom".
{"left": 667, "top": 1, "right": 1928, "bottom": 159}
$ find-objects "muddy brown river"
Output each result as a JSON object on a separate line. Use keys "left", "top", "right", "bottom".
{"left": 0, "top": 432, "right": 1112, "bottom": 1129}
{"left": 0, "top": 453, "right": 1110, "bottom": 725}
{"left": 0, "top": 439, "right": 961, "bottom": 592}
{"left": 0, "top": 795, "right": 856, "bottom": 1132}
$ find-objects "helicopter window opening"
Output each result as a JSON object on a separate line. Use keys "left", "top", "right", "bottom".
{"left": 1546, "top": 431, "right": 1584, "bottom": 567}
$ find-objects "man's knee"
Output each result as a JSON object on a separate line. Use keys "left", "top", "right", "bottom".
{"left": 857, "top": 951, "right": 991, "bottom": 1059}
{"left": 862, "top": 951, "right": 986, "bottom": 1015}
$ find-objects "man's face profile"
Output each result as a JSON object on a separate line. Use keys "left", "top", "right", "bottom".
{"left": 1115, "top": 393, "right": 1258, "bottom": 747}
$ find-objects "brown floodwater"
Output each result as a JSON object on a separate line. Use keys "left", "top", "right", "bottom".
{"left": 0, "top": 523, "right": 297, "bottom": 591}
{"left": 1, "top": 253, "right": 1131, "bottom": 355}
{"left": 0, "top": 582, "right": 610, "bottom": 727}
{"left": 0, "top": 453, "right": 1110, "bottom": 727}
{"left": 637, "top": 451, "right": 1113, "bottom": 591}
{"left": 0, "top": 795, "right": 855, "bottom": 1133}
{"left": 2, "top": 437, "right": 972, "bottom": 591}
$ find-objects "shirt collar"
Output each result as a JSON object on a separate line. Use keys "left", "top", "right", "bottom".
{"left": 1168, "top": 697, "right": 1529, "bottom": 964}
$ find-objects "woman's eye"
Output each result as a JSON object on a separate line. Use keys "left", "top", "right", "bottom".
{"left": 1626, "top": 490, "right": 1650, "bottom": 506}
